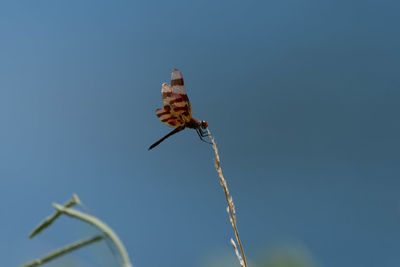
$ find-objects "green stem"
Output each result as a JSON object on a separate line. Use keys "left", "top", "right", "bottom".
{"left": 53, "top": 203, "right": 133, "bottom": 267}
{"left": 20, "top": 235, "right": 104, "bottom": 267}
{"left": 29, "top": 194, "right": 80, "bottom": 239}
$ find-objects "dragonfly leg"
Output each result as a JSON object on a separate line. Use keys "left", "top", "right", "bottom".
{"left": 199, "top": 129, "right": 209, "bottom": 137}
{"left": 196, "top": 129, "right": 212, "bottom": 144}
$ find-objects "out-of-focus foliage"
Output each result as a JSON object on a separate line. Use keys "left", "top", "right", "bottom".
{"left": 203, "top": 242, "right": 317, "bottom": 267}
{"left": 258, "top": 243, "right": 318, "bottom": 267}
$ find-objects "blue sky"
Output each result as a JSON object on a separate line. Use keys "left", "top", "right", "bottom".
{"left": 1, "top": 1, "right": 400, "bottom": 266}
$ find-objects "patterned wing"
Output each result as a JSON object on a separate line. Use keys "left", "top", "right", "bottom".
{"left": 161, "top": 83, "right": 173, "bottom": 109}
{"left": 169, "top": 69, "right": 192, "bottom": 122}
{"left": 155, "top": 106, "right": 184, "bottom": 128}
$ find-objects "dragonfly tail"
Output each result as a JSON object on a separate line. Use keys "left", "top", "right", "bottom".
{"left": 148, "top": 126, "right": 185, "bottom": 150}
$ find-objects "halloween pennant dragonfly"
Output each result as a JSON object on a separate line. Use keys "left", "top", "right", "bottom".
{"left": 148, "top": 69, "right": 209, "bottom": 150}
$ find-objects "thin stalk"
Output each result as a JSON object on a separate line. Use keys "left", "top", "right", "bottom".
{"left": 20, "top": 235, "right": 104, "bottom": 267}
{"left": 53, "top": 203, "right": 133, "bottom": 267}
{"left": 29, "top": 194, "right": 80, "bottom": 239}
{"left": 207, "top": 129, "right": 248, "bottom": 267}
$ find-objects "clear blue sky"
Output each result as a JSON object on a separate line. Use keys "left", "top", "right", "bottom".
{"left": 1, "top": 1, "right": 399, "bottom": 266}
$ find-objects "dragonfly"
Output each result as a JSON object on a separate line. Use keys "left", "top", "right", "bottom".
{"left": 148, "top": 69, "right": 210, "bottom": 150}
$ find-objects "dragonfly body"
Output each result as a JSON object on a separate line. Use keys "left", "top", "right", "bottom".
{"left": 149, "top": 69, "right": 209, "bottom": 150}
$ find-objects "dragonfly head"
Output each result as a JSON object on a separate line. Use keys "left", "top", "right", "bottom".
{"left": 200, "top": 120, "right": 208, "bottom": 129}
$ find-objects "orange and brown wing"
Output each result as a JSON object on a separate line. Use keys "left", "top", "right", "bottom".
{"left": 161, "top": 83, "right": 174, "bottom": 109}
{"left": 169, "top": 69, "right": 192, "bottom": 122}
{"left": 155, "top": 106, "right": 184, "bottom": 128}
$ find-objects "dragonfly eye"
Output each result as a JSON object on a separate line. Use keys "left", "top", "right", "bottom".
{"left": 200, "top": 120, "right": 208, "bottom": 129}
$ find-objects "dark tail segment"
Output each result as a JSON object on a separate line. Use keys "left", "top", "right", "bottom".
{"left": 148, "top": 126, "right": 185, "bottom": 150}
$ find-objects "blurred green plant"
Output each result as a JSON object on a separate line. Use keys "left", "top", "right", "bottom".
{"left": 203, "top": 243, "right": 318, "bottom": 267}
{"left": 21, "top": 194, "right": 133, "bottom": 267}
{"left": 259, "top": 244, "right": 318, "bottom": 267}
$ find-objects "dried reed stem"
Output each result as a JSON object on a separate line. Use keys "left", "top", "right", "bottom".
{"left": 207, "top": 129, "right": 248, "bottom": 267}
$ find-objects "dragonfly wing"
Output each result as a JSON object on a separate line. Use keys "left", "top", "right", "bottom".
{"left": 161, "top": 83, "right": 174, "bottom": 109}
{"left": 155, "top": 107, "right": 184, "bottom": 128}
{"left": 170, "top": 69, "right": 192, "bottom": 122}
